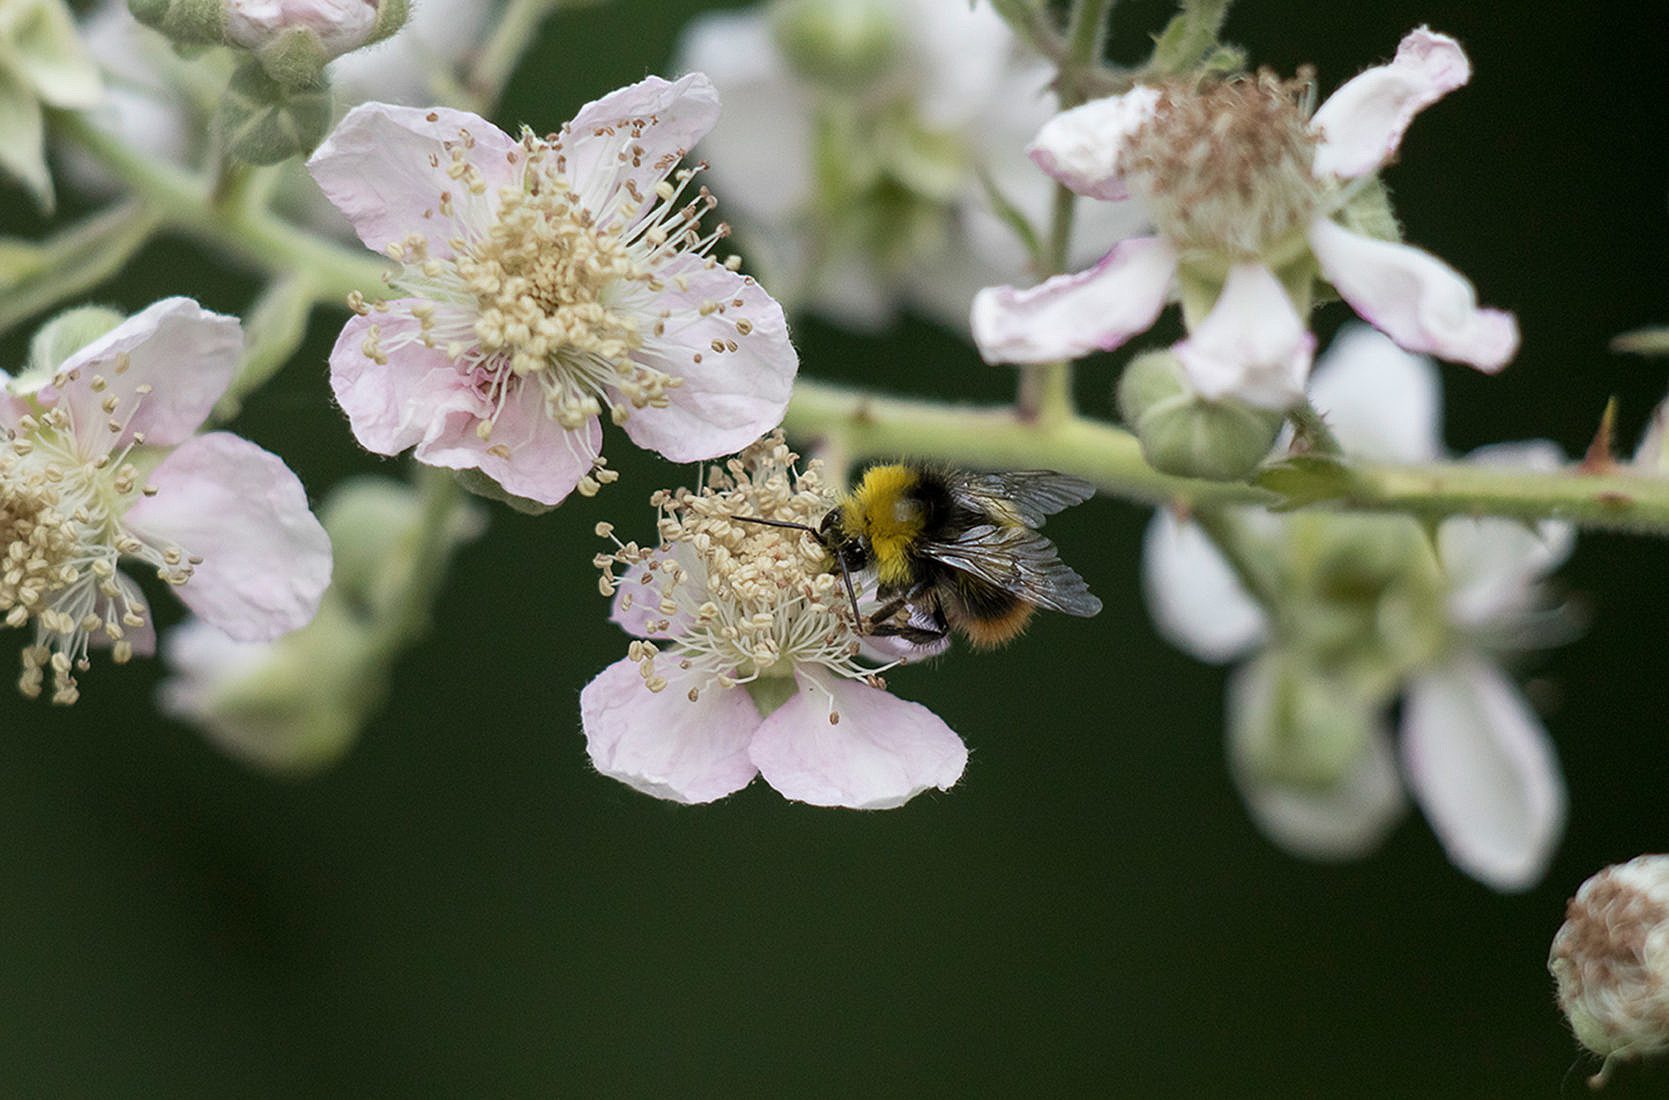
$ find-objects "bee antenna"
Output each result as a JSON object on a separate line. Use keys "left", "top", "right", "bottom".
{"left": 732, "top": 515, "right": 865, "bottom": 632}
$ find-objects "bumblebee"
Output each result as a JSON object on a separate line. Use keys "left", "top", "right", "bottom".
{"left": 816, "top": 463, "right": 1102, "bottom": 648}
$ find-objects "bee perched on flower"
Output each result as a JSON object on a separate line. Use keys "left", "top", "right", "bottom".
{"left": 307, "top": 73, "right": 798, "bottom": 510}
{"left": 581, "top": 433, "right": 967, "bottom": 810}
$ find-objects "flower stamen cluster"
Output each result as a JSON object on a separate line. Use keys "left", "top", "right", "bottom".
{"left": 596, "top": 433, "right": 882, "bottom": 717}
{"left": 1, "top": 367, "right": 191, "bottom": 703}
{"left": 1125, "top": 71, "right": 1322, "bottom": 260}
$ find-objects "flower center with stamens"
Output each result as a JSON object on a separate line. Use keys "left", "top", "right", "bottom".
{"left": 1124, "top": 73, "right": 1324, "bottom": 259}
{"left": 368, "top": 127, "right": 738, "bottom": 446}
{"left": 1, "top": 392, "right": 193, "bottom": 704}
{"left": 597, "top": 434, "right": 885, "bottom": 704}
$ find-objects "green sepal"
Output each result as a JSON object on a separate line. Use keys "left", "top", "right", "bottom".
{"left": 21, "top": 304, "right": 125, "bottom": 385}
{"left": 215, "top": 56, "right": 331, "bottom": 165}
{"left": 453, "top": 467, "right": 559, "bottom": 516}
{"left": 1254, "top": 455, "right": 1357, "bottom": 511}
{"left": 744, "top": 672, "right": 798, "bottom": 718}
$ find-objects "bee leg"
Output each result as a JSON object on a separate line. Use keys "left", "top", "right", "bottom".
{"left": 864, "top": 593, "right": 950, "bottom": 646}
{"left": 862, "top": 596, "right": 912, "bottom": 634}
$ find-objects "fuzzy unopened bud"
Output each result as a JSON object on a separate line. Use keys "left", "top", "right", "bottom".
{"left": 1117, "top": 349, "right": 1283, "bottom": 481}
{"left": 226, "top": 0, "right": 406, "bottom": 78}
{"left": 1550, "top": 856, "right": 1669, "bottom": 1086}
{"left": 768, "top": 0, "right": 898, "bottom": 88}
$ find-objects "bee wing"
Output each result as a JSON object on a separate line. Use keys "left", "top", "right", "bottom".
{"left": 946, "top": 471, "right": 1096, "bottom": 528}
{"left": 920, "top": 524, "right": 1103, "bottom": 618}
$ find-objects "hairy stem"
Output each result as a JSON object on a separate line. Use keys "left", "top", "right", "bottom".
{"left": 785, "top": 380, "right": 1669, "bottom": 536}
{"left": 54, "top": 111, "right": 388, "bottom": 306}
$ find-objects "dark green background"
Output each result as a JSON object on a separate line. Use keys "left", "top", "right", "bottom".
{"left": 4, "top": 0, "right": 1669, "bottom": 1094}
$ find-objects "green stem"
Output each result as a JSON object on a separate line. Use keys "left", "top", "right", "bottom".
{"left": 784, "top": 380, "right": 1669, "bottom": 536}
{"left": 54, "top": 111, "right": 388, "bottom": 306}
{"left": 1189, "top": 508, "right": 1279, "bottom": 605}
{"left": 370, "top": 467, "right": 466, "bottom": 658}
{"left": 1017, "top": 0, "right": 1114, "bottom": 424}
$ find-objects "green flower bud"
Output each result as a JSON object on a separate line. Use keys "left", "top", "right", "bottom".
{"left": 19, "top": 304, "right": 125, "bottom": 388}
{"left": 321, "top": 476, "right": 481, "bottom": 617}
{"left": 1234, "top": 653, "right": 1378, "bottom": 789}
{"left": 1116, "top": 349, "right": 1284, "bottom": 481}
{"left": 215, "top": 56, "right": 331, "bottom": 165}
{"left": 1285, "top": 513, "right": 1447, "bottom": 683}
{"left": 162, "top": 596, "right": 381, "bottom": 775}
{"left": 769, "top": 0, "right": 899, "bottom": 89}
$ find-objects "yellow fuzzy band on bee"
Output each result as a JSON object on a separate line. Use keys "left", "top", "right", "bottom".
{"left": 839, "top": 464, "right": 923, "bottom": 587}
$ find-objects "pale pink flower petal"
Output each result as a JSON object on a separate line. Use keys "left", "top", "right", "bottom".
{"left": 1402, "top": 655, "right": 1566, "bottom": 891}
{"left": 563, "top": 73, "right": 722, "bottom": 214}
{"left": 327, "top": 307, "right": 481, "bottom": 456}
{"left": 1307, "top": 217, "right": 1518, "bottom": 371}
{"left": 124, "top": 432, "right": 331, "bottom": 642}
{"left": 615, "top": 260, "right": 797, "bottom": 462}
{"left": 1026, "top": 86, "right": 1161, "bottom": 201}
{"left": 1228, "top": 660, "right": 1408, "bottom": 860}
{"left": 1174, "top": 262, "right": 1314, "bottom": 409}
{"left": 579, "top": 657, "right": 760, "bottom": 804}
{"left": 414, "top": 376, "right": 602, "bottom": 507}
{"left": 306, "top": 102, "right": 519, "bottom": 257}
{"left": 1141, "top": 511, "right": 1268, "bottom": 664}
{"left": 1310, "top": 28, "right": 1471, "bottom": 180}
{"left": 971, "top": 236, "right": 1176, "bottom": 364}
{"left": 53, "top": 297, "right": 242, "bottom": 448}
{"left": 1307, "top": 325, "right": 1443, "bottom": 464}
{"left": 749, "top": 668, "right": 967, "bottom": 810}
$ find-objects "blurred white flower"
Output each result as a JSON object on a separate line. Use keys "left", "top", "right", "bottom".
{"left": 0, "top": 0, "right": 102, "bottom": 210}
{"left": 1143, "top": 327, "right": 1571, "bottom": 890}
{"left": 676, "top": 0, "right": 1141, "bottom": 332}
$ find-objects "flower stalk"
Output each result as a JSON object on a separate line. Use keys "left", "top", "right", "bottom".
{"left": 784, "top": 379, "right": 1669, "bottom": 536}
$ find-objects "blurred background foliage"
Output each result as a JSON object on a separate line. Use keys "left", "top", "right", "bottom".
{"left": 2, "top": 0, "right": 1668, "bottom": 1094}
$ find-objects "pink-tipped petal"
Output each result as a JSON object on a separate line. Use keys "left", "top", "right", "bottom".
{"left": 328, "top": 307, "right": 481, "bottom": 456}
{"left": 971, "top": 236, "right": 1176, "bottom": 364}
{"left": 749, "top": 668, "right": 967, "bottom": 810}
{"left": 1174, "top": 263, "right": 1314, "bottom": 410}
{"left": 580, "top": 657, "right": 760, "bottom": 804}
{"left": 1141, "top": 511, "right": 1268, "bottom": 664}
{"left": 1228, "top": 661, "right": 1408, "bottom": 860}
{"left": 1308, "top": 218, "right": 1518, "bottom": 372}
{"left": 563, "top": 74, "right": 723, "bottom": 217}
{"left": 124, "top": 432, "right": 331, "bottom": 642}
{"left": 616, "top": 261, "right": 797, "bottom": 462}
{"left": 1310, "top": 28, "right": 1471, "bottom": 180}
{"left": 54, "top": 298, "right": 242, "bottom": 449}
{"left": 414, "top": 376, "right": 602, "bottom": 507}
{"left": 1026, "top": 86, "right": 1161, "bottom": 200}
{"left": 1402, "top": 656, "right": 1566, "bottom": 892}
{"left": 1308, "top": 324, "right": 1443, "bottom": 464}
{"left": 306, "top": 102, "right": 519, "bottom": 258}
